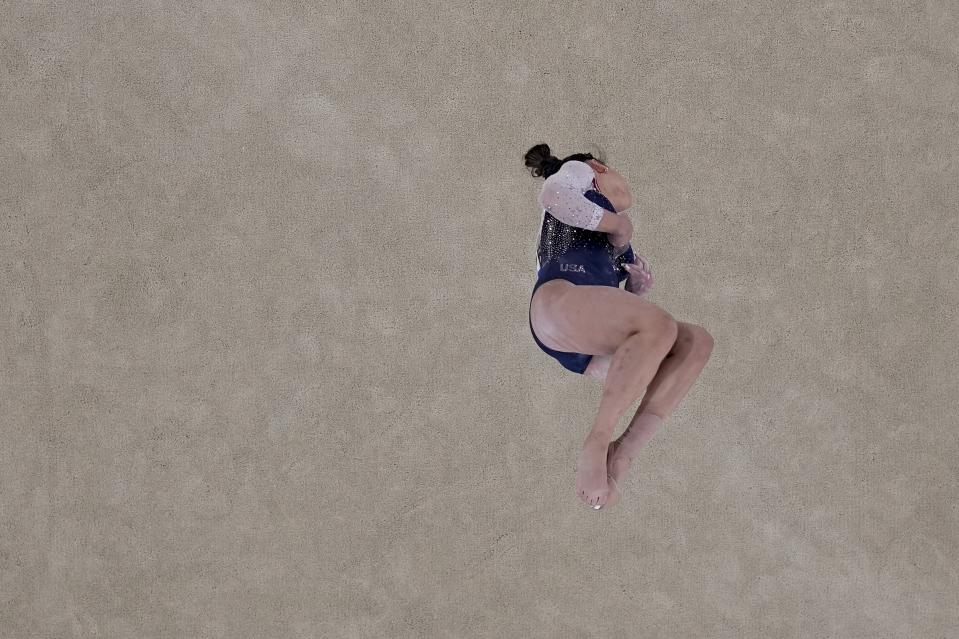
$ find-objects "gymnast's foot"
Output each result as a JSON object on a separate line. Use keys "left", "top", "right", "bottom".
{"left": 606, "top": 413, "right": 664, "bottom": 507}
{"left": 575, "top": 434, "right": 611, "bottom": 509}
{"left": 605, "top": 440, "right": 634, "bottom": 508}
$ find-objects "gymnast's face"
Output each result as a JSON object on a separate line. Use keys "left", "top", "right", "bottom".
{"left": 585, "top": 159, "right": 634, "bottom": 212}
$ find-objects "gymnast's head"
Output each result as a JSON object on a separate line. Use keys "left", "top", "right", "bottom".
{"left": 523, "top": 143, "right": 633, "bottom": 209}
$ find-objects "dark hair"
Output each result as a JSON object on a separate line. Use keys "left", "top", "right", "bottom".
{"left": 522, "top": 143, "right": 606, "bottom": 179}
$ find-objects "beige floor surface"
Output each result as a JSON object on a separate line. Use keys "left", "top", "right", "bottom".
{"left": 3, "top": 2, "right": 958, "bottom": 637}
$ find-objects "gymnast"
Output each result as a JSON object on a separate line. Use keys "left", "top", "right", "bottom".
{"left": 524, "top": 143, "right": 714, "bottom": 510}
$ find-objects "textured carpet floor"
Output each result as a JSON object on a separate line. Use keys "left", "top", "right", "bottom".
{"left": 3, "top": 2, "right": 958, "bottom": 637}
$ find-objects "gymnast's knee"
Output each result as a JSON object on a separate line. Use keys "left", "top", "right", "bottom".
{"left": 692, "top": 326, "right": 715, "bottom": 360}
{"left": 650, "top": 312, "right": 679, "bottom": 350}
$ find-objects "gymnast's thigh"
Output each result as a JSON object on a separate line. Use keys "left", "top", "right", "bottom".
{"left": 531, "top": 281, "right": 676, "bottom": 357}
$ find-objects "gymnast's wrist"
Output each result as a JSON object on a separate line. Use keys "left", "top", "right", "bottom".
{"left": 595, "top": 212, "right": 625, "bottom": 234}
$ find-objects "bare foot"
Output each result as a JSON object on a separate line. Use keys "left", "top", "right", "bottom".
{"left": 604, "top": 440, "right": 635, "bottom": 508}
{"left": 575, "top": 435, "right": 611, "bottom": 509}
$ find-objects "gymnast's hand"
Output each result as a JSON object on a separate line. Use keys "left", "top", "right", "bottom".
{"left": 623, "top": 254, "right": 653, "bottom": 296}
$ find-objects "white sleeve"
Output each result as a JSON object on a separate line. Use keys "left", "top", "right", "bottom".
{"left": 537, "top": 160, "right": 607, "bottom": 231}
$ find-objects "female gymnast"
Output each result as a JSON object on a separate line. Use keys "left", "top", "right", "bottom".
{"left": 523, "top": 143, "right": 714, "bottom": 510}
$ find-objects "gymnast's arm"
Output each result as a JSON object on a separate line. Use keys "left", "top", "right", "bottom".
{"left": 537, "top": 160, "right": 630, "bottom": 237}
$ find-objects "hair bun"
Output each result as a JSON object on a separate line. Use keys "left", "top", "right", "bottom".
{"left": 523, "top": 143, "right": 556, "bottom": 178}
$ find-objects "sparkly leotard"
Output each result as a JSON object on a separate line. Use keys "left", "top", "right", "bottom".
{"left": 528, "top": 161, "right": 634, "bottom": 374}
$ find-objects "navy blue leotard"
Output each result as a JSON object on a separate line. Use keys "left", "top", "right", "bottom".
{"left": 528, "top": 189, "right": 635, "bottom": 374}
